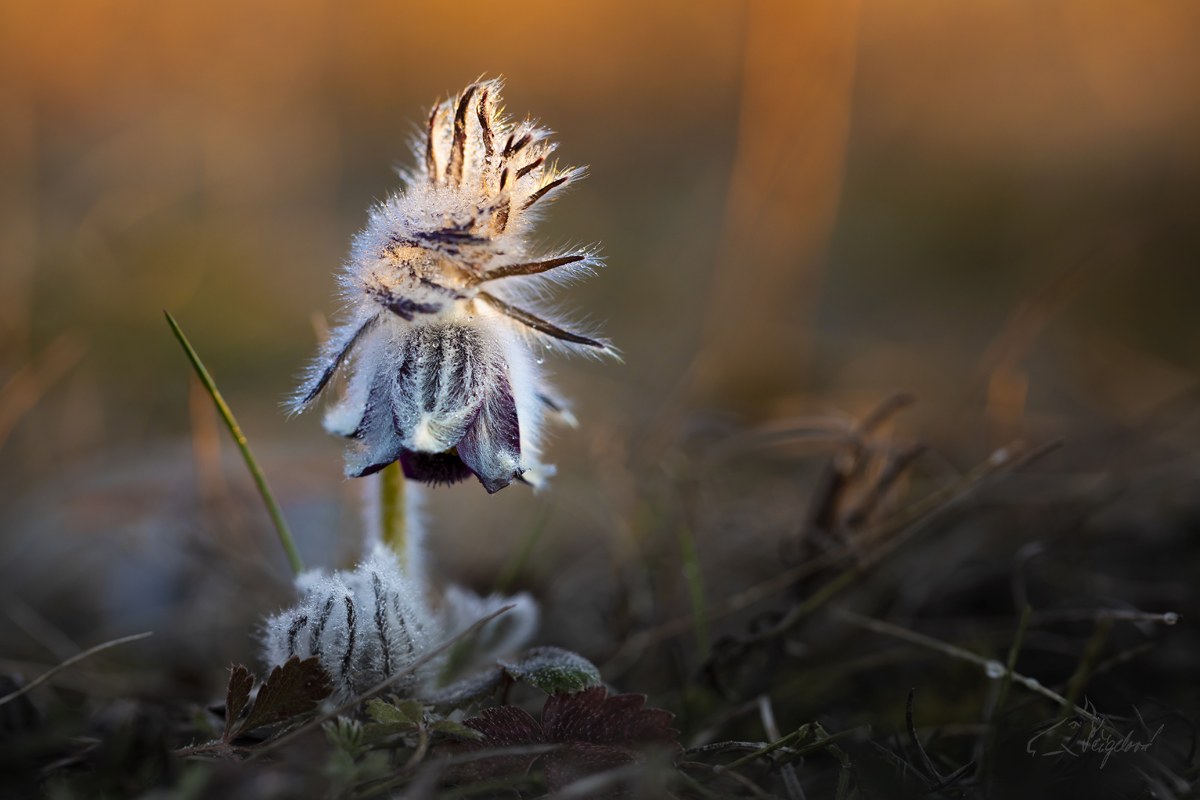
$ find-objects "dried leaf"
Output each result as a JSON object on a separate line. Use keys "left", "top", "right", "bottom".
{"left": 238, "top": 656, "right": 333, "bottom": 734}
{"left": 223, "top": 664, "right": 254, "bottom": 742}
{"left": 499, "top": 647, "right": 601, "bottom": 695}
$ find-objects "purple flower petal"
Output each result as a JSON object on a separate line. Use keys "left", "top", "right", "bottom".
{"left": 456, "top": 372, "right": 523, "bottom": 493}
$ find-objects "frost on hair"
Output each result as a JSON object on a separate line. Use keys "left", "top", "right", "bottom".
{"left": 291, "top": 79, "right": 616, "bottom": 493}
{"left": 440, "top": 585, "right": 540, "bottom": 680}
{"left": 263, "top": 545, "right": 442, "bottom": 701}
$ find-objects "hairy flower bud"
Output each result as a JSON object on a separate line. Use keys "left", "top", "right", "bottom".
{"left": 263, "top": 546, "right": 541, "bottom": 700}
{"left": 263, "top": 545, "right": 441, "bottom": 700}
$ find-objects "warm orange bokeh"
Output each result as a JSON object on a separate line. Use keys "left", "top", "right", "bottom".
{"left": 0, "top": 0, "right": 1198, "bottom": 618}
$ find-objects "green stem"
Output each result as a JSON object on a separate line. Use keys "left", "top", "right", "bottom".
{"left": 164, "top": 311, "right": 304, "bottom": 577}
{"left": 379, "top": 462, "right": 407, "bottom": 567}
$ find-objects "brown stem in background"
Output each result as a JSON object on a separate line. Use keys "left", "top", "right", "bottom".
{"left": 694, "top": 0, "right": 862, "bottom": 411}
{"left": 0, "top": 333, "right": 85, "bottom": 454}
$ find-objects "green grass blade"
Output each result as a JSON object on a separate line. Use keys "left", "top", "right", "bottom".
{"left": 164, "top": 310, "right": 304, "bottom": 577}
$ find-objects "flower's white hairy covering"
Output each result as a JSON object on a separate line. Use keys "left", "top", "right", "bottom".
{"left": 292, "top": 79, "right": 613, "bottom": 493}
{"left": 263, "top": 544, "right": 441, "bottom": 701}
{"left": 441, "top": 584, "right": 540, "bottom": 676}
{"left": 263, "top": 531, "right": 541, "bottom": 698}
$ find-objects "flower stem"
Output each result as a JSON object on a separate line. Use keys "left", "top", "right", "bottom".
{"left": 164, "top": 311, "right": 304, "bottom": 577}
{"left": 379, "top": 462, "right": 407, "bottom": 568}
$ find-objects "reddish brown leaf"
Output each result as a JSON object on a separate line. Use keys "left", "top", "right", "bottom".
{"left": 238, "top": 656, "right": 333, "bottom": 734}
{"left": 542, "top": 686, "right": 680, "bottom": 750}
{"left": 223, "top": 664, "right": 255, "bottom": 742}
{"left": 462, "top": 706, "right": 545, "bottom": 746}
{"left": 440, "top": 686, "right": 680, "bottom": 793}
{"left": 541, "top": 686, "right": 680, "bottom": 795}
{"left": 439, "top": 705, "right": 546, "bottom": 784}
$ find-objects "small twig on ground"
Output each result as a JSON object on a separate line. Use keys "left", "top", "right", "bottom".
{"left": 0, "top": 631, "right": 153, "bottom": 708}
{"left": 838, "top": 611, "right": 1105, "bottom": 726}
{"left": 681, "top": 741, "right": 770, "bottom": 758}
{"left": 725, "top": 726, "right": 813, "bottom": 770}
{"left": 1030, "top": 609, "right": 1180, "bottom": 627}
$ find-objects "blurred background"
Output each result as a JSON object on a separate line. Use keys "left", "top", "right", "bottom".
{"left": 1, "top": 0, "right": 1199, "bottom": 760}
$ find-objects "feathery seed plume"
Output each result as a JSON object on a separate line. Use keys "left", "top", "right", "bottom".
{"left": 293, "top": 79, "right": 613, "bottom": 493}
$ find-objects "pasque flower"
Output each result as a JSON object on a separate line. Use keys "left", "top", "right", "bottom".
{"left": 293, "top": 79, "right": 612, "bottom": 492}
{"left": 263, "top": 544, "right": 541, "bottom": 701}
{"left": 263, "top": 545, "right": 441, "bottom": 700}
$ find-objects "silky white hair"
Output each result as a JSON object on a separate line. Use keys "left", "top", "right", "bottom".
{"left": 263, "top": 544, "right": 441, "bottom": 701}
{"left": 440, "top": 584, "right": 541, "bottom": 677}
{"left": 263, "top": 548, "right": 543, "bottom": 701}
{"left": 263, "top": 499, "right": 542, "bottom": 699}
{"left": 292, "top": 79, "right": 613, "bottom": 493}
